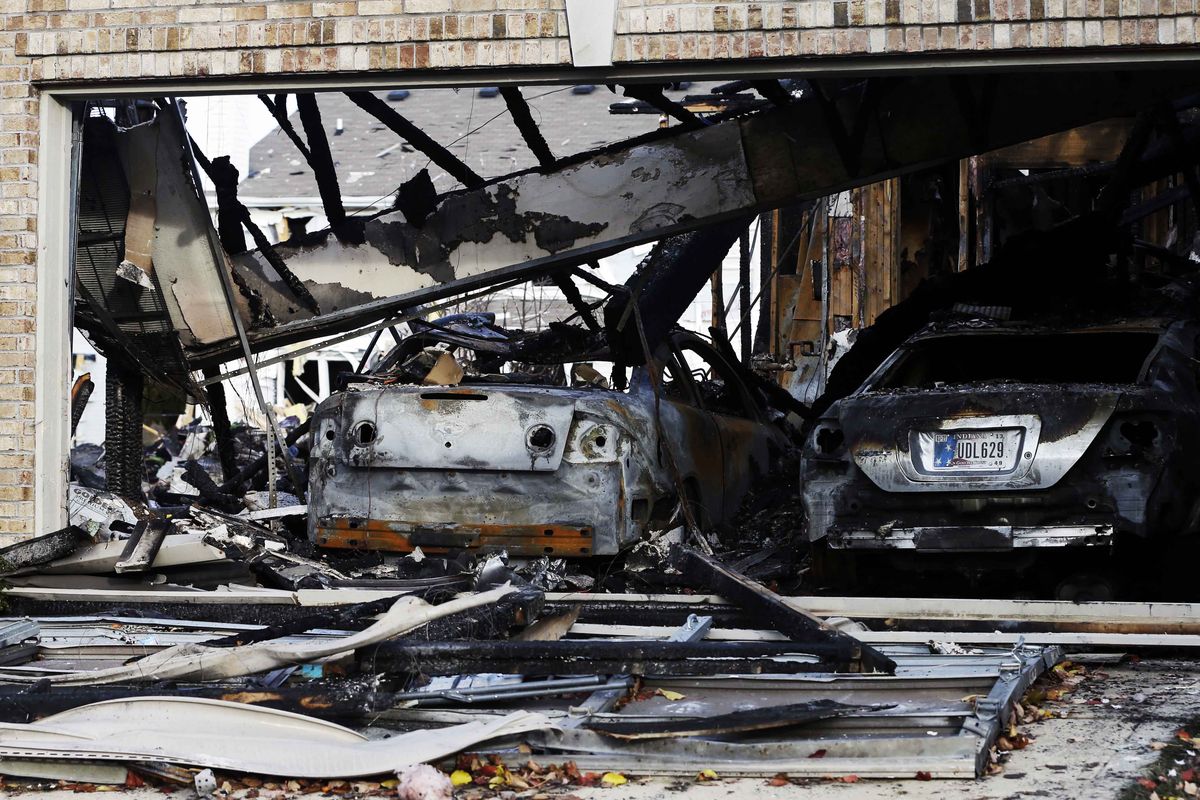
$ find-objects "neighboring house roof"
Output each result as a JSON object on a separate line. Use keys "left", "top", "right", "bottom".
{"left": 239, "top": 86, "right": 670, "bottom": 204}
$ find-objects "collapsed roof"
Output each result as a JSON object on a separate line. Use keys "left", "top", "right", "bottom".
{"left": 73, "top": 70, "right": 1200, "bottom": 389}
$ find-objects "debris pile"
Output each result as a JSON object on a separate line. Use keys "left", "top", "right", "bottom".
{"left": 0, "top": 526, "right": 1074, "bottom": 791}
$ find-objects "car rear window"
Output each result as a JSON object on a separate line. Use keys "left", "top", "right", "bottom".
{"left": 873, "top": 331, "right": 1161, "bottom": 389}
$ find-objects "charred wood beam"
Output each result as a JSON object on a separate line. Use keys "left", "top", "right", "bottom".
{"left": 500, "top": 86, "right": 555, "bottom": 167}
{"left": 1133, "top": 237, "right": 1197, "bottom": 272}
{"left": 753, "top": 214, "right": 773, "bottom": 355}
{"left": 949, "top": 75, "right": 998, "bottom": 154}
{"left": 397, "top": 588, "right": 544, "bottom": 641}
{"left": 0, "top": 680, "right": 391, "bottom": 723}
{"left": 1096, "top": 110, "right": 1157, "bottom": 220}
{"left": 203, "top": 366, "right": 239, "bottom": 483}
{"left": 751, "top": 79, "right": 793, "bottom": 106}
{"left": 572, "top": 265, "right": 619, "bottom": 294}
{"left": 710, "top": 269, "right": 726, "bottom": 331}
{"left": 669, "top": 546, "right": 896, "bottom": 674}
{"left": 1121, "top": 184, "right": 1191, "bottom": 225}
{"left": 362, "top": 638, "right": 864, "bottom": 677}
{"left": 620, "top": 84, "right": 705, "bottom": 128}
{"left": 105, "top": 360, "right": 145, "bottom": 502}
{"left": 189, "top": 139, "right": 321, "bottom": 315}
{"left": 345, "top": 91, "right": 485, "bottom": 189}
{"left": 0, "top": 527, "right": 84, "bottom": 575}
{"left": 553, "top": 273, "right": 602, "bottom": 333}
{"left": 295, "top": 93, "right": 347, "bottom": 230}
{"left": 239, "top": 207, "right": 322, "bottom": 314}
{"left": 808, "top": 79, "right": 890, "bottom": 179}
{"left": 605, "top": 218, "right": 752, "bottom": 363}
{"left": 990, "top": 161, "right": 1116, "bottom": 190}
{"left": 258, "top": 94, "right": 312, "bottom": 161}
{"left": 208, "top": 156, "right": 248, "bottom": 254}
{"left": 738, "top": 230, "right": 752, "bottom": 361}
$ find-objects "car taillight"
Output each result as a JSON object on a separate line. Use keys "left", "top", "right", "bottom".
{"left": 1103, "top": 414, "right": 1160, "bottom": 458}
{"left": 811, "top": 423, "right": 846, "bottom": 459}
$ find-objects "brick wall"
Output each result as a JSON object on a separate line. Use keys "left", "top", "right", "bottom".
{"left": 614, "top": 0, "right": 1199, "bottom": 60}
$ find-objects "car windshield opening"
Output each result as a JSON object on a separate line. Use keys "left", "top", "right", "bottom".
{"left": 874, "top": 331, "right": 1160, "bottom": 389}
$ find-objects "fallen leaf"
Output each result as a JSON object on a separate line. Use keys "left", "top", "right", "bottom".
{"left": 1152, "top": 743, "right": 1170, "bottom": 751}
{"left": 915, "top": 772, "right": 932, "bottom": 781}
{"left": 697, "top": 769, "right": 719, "bottom": 782}
{"left": 600, "top": 772, "right": 628, "bottom": 787}
{"left": 656, "top": 689, "right": 686, "bottom": 701}
{"left": 450, "top": 771, "right": 472, "bottom": 787}
{"left": 1180, "top": 730, "right": 1194, "bottom": 742}
{"left": 1184, "top": 780, "right": 1198, "bottom": 797}
{"left": 841, "top": 775, "right": 860, "bottom": 783}
{"left": 768, "top": 773, "right": 789, "bottom": 787}
{"left": 809, "top": 749, "right": 827, "bottom": 758}
{"left": 1138, "top": 778, "right": 1158, "bottom": 790}
{"left": 124, "top": 772, "right": 145, "bottom": 789}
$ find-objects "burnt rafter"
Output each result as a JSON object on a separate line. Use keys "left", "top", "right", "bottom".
{"left": 500, "top": 86, "right": 555, "bottom": 167}
{"left": 809, "top": 78, "right": 891, "bottom": 179}
{"left": 949, "top": 75, "right": 999, "bottom": 154}
{"left": 190, "top": 137, "right": 321, "bottom": 315}
{"left": 295, "top": 93, "right": 347, "bottom": 230}
{"left": 552, "top": 272, "right": 602, "bottom": 333}
{"left": 751, "top": 79, "right": 793, "bottom": 107}
{"left": 258, "top": 94, "right": 311, "bottom": 161}
{"left": 345, "top": 91, "right": 485, "bottom": 189}
{"left": 619, "top": 83, "right": 706, "bottom": 128}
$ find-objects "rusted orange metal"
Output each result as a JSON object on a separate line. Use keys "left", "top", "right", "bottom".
{"left": 316, "top": 518, "right": 595, "bottom": 556}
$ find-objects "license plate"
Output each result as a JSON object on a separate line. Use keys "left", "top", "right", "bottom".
{"left": 914, "top": 428, "right": 1022, "bottom": 473}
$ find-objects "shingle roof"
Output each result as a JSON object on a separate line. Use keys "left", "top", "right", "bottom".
{"left": 239, "top": 86, "right": 668, "bottom": 203}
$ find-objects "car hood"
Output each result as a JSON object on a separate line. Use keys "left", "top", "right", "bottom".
{"left": 823, "top": 384, "right": 1121, "bottom": 492}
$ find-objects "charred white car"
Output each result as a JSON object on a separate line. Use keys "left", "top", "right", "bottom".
{"left": 802, "top": 316, "right": 1200, "bottom": 556}
{"left": 309, "top": 319, "right": 792, "bottom": 557}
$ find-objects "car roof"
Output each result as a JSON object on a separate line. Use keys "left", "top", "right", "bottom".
{"left": 904, "top": 317, "right": 1174, "bottom": 343}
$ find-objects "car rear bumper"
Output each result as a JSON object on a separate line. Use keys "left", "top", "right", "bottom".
{"left": 827, "top": 523, "right": 1114, "bottom": 551}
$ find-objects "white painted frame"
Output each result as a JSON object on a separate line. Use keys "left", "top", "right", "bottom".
{"left": 34, "top": 95, "right": 75, "bottom": 535}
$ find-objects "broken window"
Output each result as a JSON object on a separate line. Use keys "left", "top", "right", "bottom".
{"left": 874, "top": 331, "right": 1161, "bottom": 389}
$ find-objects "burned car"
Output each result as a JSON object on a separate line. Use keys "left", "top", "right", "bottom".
{"left": 309, "top": 314, "right": 793, "bottom": 557}
{"left": 802, "top": 313, "right": 1200, "bottom": 570}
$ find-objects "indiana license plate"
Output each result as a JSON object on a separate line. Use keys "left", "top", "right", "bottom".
{"left": 916, "top": 429, "right": 1022, "bottom": 473}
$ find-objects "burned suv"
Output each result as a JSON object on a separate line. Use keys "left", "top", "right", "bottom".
{"left": 802, "top": 315, "right": 1200, "bottom": 561}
